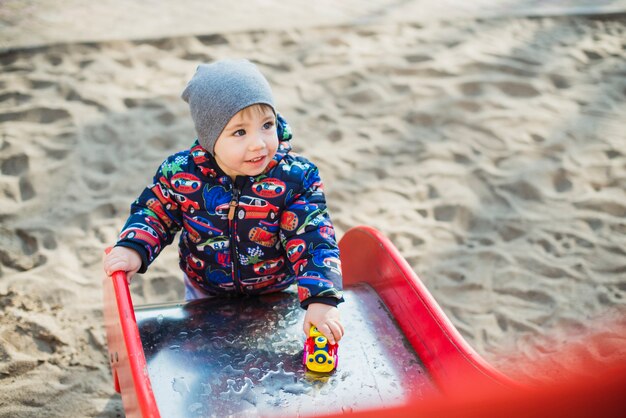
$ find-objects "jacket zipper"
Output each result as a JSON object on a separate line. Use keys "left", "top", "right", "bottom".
{"left": 228, "top": 179, "right": 243, "bottom": 293}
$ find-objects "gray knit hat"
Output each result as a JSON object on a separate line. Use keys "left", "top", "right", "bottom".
{"left": 181, "top": 59, "right": 275, "bottom": 154}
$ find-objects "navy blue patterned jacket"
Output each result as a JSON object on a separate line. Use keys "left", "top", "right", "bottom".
{"left": 116, "top": 114, "right": 344, "bottom": 308}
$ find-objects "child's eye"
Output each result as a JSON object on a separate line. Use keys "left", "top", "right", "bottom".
{"left": 263, "top": 121, "right": 275, "bottom": 129}
{"left": 233, "top": 129, "right": 246, "bottom": 137}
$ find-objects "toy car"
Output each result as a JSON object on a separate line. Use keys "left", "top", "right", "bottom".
{"left": 303, "top": 325, "right": 338, "bottom": 373}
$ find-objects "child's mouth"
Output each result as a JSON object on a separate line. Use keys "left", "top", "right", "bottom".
{"left": 247, "top": 156, "right": 265, "bottom": 163}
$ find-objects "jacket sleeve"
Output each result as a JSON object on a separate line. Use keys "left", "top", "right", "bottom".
{"left": 115, "top": 155, "right": 184, "bottom": 273}
{"left": 280, "top": 163, "right": 344, "bottom": 309}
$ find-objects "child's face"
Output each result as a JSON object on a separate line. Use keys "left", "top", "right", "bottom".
{"left": 213, "top": 105, "right": 278, "bottom": 180}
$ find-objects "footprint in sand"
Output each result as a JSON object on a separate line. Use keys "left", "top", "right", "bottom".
{"left": 132, "top": 274, "right": 184, "bottom": 302}
{"left": 459, "top": 81, "right": 483, "bottom": 96}
{"left": 465, "top": 62, "right": 537, "bottom": 78}
{"left": 549, "top": 73, "right": 571, "bottom": 89}
{"left": 0, "top": 153, "right": 35, "bottom": 202}
{"left": 496, "top": 224, "right": 526, "bottom": 242}
{"left": 500, "top": 179, "right": 543, "bottom": 202}
{"left": 346, "top": 87, "right": 383, "bottom": 105}
{"left": 17, "top": 177, "right": 35, "bottom": 201}
{"left": 0, "top": 227, "right": 47, "bottom": 272}
{"left": 123, "top": 97, "right": 170, "bottom": 109}
{"left": 0, "top": 294, "right": 67, "bottom": 377}
{"left": 404, "top": 54, "right": 432, "bottom": 64}
{"left": 0, "top": 106, "right": 72, "bottom": 125}
{"left": 458, "top": 80, "right": 539, "bottom": 98}
{"left": 1, "top": 153, "right": 29, "bottom": 176}
{"left": 81, "top": 160, "right": 115, "bottom": 192}
{"left": 433, "top": 204, "right": 459, "bottom": 222}
{"left": 493, "top": 81, "right": 540, "bottom": 98}
{"left": 452, "top": 100, "right": 482, "bottom": 113}
{"left": 64, "top": 86, "right": 108, "bottom": 112}
{"left": 195, "top": 34, "right": 230, "bottom": 47}
{"left": 552, "top": 169, "right": 573, "bottom": 193}
{"left": 0, "top": 91, "right": 32, "bottom": 106}
{"left": 29, "top": 78, "right": 57, "bottom": 90}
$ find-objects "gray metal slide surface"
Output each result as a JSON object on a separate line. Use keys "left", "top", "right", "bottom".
{"left": 135, "top": 283, "right": 435, "bottom": 417}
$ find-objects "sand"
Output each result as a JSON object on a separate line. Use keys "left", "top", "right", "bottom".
{"left": 1, "top": 3, "right": 626, "bottom": 417}
{"left": 3, "top": 0, "right": 626, "bottom": 50}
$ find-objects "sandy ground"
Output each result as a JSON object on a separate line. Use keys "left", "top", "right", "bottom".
{"left": 1, "top": 2, "right": 626, "bottom": 417}
{"left": 2, "top": 0, "right": 626, "bottom": 49}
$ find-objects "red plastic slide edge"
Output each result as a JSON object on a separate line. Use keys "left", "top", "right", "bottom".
{"left": 338, "top": 225, "right": 516, "bottom": 394}
{"left": 103, "top": 270, "right": 161, "bottom": 418}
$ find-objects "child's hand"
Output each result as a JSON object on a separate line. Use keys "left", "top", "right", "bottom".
{"left": 303, "top": 303, "right": 344, "bottom": 345}
{"left": 103, "top": 246, "right": 142, "bottom": 282}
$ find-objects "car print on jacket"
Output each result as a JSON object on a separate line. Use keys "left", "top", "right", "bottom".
{"left": 190, "top": 144, "right": 210, "bottom": 164}
{"left": 119, "top": 223, "right": 160, "bottom": 247}
{"left": 279, "top": 160, "right": 314, "bottom": 182}
{"left": 323, "top": 256, "right": 342, "bottom": 276}
{"left": 318, "top": 226, "right": 335, "bottom": 241}
{"left": 196, "top": 236, "right": 229, "bottom": 252}
{"left": 145, "top": 198, "right": 175, "bottom": 228}
{"left": 240, "top": 274, "right": 285, "bottom": 291}
{"left": 119, "top": 223, "right": 161, "bottom": 259}
{"left": 184, "top": 264, "right": 203, "bottom": 282}
{"left": 236, "top": 195, "right": 279, "bottom": 221}
{"left": 150, "top": 183, "right": 177, "bottom": 210}
{"left": 186, "top": 253, "right": 205, "bottom": 270}
{"left": 251, "top": 178, "right": 286, "bottom": 198}
{"left": 183, "top": 214, "right": 222, "bottom": 243}
{"left": 249, "top": 227, "right": 278, "bottom": 247}
{"left": 280, "top": 210, "right": 298, "bottom": 232}
{"left": 293, "top": 258, "right": 308, "bottom": 275}
{"left": 170, "top": 190, "right": 200, "bottom": 213}
{"left": 253, "top": 257, "right": 285, "bottom": 275}
{"left": 296, "top": 208, "right": 328, "bottom": 235}
{"left": 116, "top": 114, "right": 343, "bottom": 306}
{"left": 144, "top": 216, "right": 167, "bottom": 239}
{"left": 205, "top": 268, "right": 234, "bottom": 291}
{"left": 202, "top": 184, "right": 230, "bottom": 216}
{"left": 215, "top": 250, "right": 230, "bottom": 268}
{"left": 286, "top": 239, "right": 306, "bottom": 262}
{"left": 171, "top": 173, "right": 201, "bottom": 194}
{"left": 216, "top": 196, "right": 279, "bottom": 220}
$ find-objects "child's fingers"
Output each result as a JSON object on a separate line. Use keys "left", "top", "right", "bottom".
{"left": 327, "top": 320, "right": 344, "bottom": 343}
{"left": 318, "top": 323, "right": 337, "bottom": 345}
{"left": 336, "top": 319, "right": 345, "bottom": 338}
{"left": 104, "top": 258, "right": 129, "bottom": 276}
{"left": 303, "top": 318, "right": 312, "bottom": 336}
{"left": 331, "top": 322, "right": 344, "bottom": 342}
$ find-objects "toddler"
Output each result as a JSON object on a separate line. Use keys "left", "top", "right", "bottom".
{"left": 103, "top": 59, "right": 344, "bottom": 344}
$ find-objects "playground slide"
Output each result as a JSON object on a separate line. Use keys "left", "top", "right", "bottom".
{"left": 103, "top": 226, "right": 625, "bottom": 417}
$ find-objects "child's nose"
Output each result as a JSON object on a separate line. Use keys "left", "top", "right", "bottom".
{"left": 248, "top": 133, "right": 266, "bottom": 150}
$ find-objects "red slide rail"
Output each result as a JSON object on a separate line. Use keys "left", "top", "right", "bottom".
{"left": 338, "top": 225, "right": 516, "bottom": 394}
{"left": 103, "top": 270, "right": 161, "bottom": 418}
